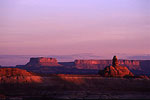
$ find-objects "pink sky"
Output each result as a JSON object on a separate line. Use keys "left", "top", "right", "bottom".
{"left": 0, "top": 0, "right": 150, "bottom": 57}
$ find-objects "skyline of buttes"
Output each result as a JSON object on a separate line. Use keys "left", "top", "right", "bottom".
{"left": 0, "top": 53, "right": 150, "bottom": 66}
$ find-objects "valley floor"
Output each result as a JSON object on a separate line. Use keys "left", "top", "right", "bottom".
{"left": 0, "top": 75, "right": 150, "bottom": 99}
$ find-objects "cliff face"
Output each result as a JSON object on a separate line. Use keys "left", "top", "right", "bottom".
{"left": 74, "top": 60, "right": 141, "bottom": 70}
{"left": 25, "top": 57, "right": 61, "bottom": 67}
{"left": 74, "top": 60, "right": 111, "bottom": 70}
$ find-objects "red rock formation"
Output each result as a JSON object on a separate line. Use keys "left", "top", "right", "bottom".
{"left": 100, "top": 65, "right": 134, "bottom": 77}
{"left": 0, "top": 68, "right": 32, "bottom": 76}
{"left": 25, "top": 57, "right": 61, "bottom": 67}
{"left": 74, "top": 60, "right": 111, "bottom": 70}
{"left": 0, "top": 68, "right": 42, "bottom": 83}
{"left": 74, "top": 59, "right": 141, "bottom": 70}
{"left": 75, "top": 60, "right": 111, "bottom": 65}
{"left": 99, "top": 56, "right": 134, "bottom": 78}
{"left": 112, "top": 56, "right": 119, "bottom": 66}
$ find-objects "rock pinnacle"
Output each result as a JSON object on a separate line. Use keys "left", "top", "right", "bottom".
{"left": 112, "top": 56, "right": 119, "bottom": 66}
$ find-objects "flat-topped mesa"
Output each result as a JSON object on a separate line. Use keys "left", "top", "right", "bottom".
{"left": 75, "top": 59, "right": 140, "bottom": 66}
{"left": 74, "top": 60, "right": 112, "bottom": 70}
{"left": 74, "top": 59, "right": 140, "bottom": 70}
{"left": 75, "top": 60, "right": 111, "bottom": 65}
{"left": 26, "top": 57, "right": 60, "bottom": 67}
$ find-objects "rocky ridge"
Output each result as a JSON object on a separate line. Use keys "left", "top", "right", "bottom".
{"left": 0, "top": 68, "right": 42, "bottom": 83}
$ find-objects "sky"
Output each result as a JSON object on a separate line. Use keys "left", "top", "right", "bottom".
{"left": 0, "top": 0, "right": 150, "bottom": 58}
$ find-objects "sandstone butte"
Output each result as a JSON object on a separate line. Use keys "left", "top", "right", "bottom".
{"left": 25, "top": 57, "right": 61, "bottom": 67}
{"left": 99, "top": 56, "right": 134, "bottom": 78}
{"left": 0, "top": 68, "right": 42, "bottom": 83}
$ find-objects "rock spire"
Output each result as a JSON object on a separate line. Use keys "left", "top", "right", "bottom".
{"left": 112, "top": 56, "right": 119, "bottom": 66}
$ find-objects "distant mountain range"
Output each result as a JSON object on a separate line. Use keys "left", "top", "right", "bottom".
{"left": 0, "top": 54, "right": 150, "bottom": 66}
{"left": 127, "top": 55, "right": 150, "bottom": 60}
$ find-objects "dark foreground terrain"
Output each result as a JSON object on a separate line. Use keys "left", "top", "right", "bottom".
{"left": 1, "top": 74, "right": 150, "bottom": 99}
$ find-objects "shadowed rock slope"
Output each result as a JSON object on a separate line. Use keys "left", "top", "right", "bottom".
{"left": 1, "top": 74, "right": 150, "bottom": 99}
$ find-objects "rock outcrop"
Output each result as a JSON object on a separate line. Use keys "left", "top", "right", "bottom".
{"left": 0, "top": 68, "right": 42, "bottom": 83}
{"left": 112, "top": 56, "right": 119, "bottom": 66}
{"left": 25, "top": 57, "right": 61, "bottom": 67}
{"left": 75, "top": 59, "right": 141, "bottom": 70}
{"left": 99, "top": 56, "right": 134, "bottom": 78}
{"left": 0, "top": 68, "right": 32, "bottom": 76}
{"left": 74, "top": 60, "right": 112, "bottom": 70}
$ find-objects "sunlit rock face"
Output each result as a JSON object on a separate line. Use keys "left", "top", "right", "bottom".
{"left": 0, "top": 68, "right": 33, "bottom": 76}
{"left": 99, "top": 56, "right": 134, "bottom": 78}
{"left": 25, "top": 57, "right": 61, "bottom": 67}
{"left": 74, "top": 60, "right": 112, "bottom": 70}
{"left": 74, "top": 59, "right": 141, "bottom": 70}
{"left": 0, "top": 68, "right": 42, "bottom": 83}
